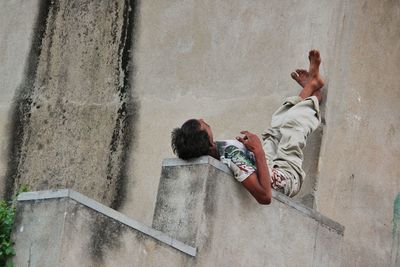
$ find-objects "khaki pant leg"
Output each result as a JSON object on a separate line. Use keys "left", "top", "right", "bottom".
{"left": 262, "top": 96, "right": 303, "bottom": 170}
{"left": 272, "top": 96, "right": 320, "bottom": 196}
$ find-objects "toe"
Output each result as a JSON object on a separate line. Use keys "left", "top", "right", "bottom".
{"left": 291, "top": 72, "right": 302, "bottom": 83}
{"left": 310, "top": 49, "right": 320, "bottom": 58}
{"left": 308, "top": 50, "right": 314, "bottom": 60}
{"left": 296, "top": 69, "right": 308, "bottom": 75}
{"left": 314, "top": 50, "right": 320, "bottom": 59}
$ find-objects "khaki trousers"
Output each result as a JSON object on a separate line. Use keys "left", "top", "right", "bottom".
{"left": 262, "top": 96, "right": 321, "bottom": 197}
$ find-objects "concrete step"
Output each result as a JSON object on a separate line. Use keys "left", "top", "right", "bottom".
{"left": 12, "top": 189, "right": 194, "bottom": 266}
{"left": 12, "top": 156, "right": 344, "bottom": 266}
{"left": 153, "top": 156, "right": 344, "bottom": 266}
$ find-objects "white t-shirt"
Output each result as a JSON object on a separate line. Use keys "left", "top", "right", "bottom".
{"left": 216, "top": 140, "right": 256, "bottom": 182}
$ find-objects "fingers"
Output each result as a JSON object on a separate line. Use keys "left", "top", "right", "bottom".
{"left": 238, "top": 130, "right": 255, "bottom": 142}
{"left": 236, "top": 136, "right": 245, "bottom": 143}
{"left": 237, "top": 130, "right": 250, "bottom": 144}
{"left": 241, "top": 130, "right": 257, "bottom": 137}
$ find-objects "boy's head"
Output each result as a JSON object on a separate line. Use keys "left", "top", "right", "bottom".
{"left": 171, "top": 119, "right": 214, "bottom": 160}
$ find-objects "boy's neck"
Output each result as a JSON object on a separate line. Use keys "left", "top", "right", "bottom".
{"left": 208, "top": 143, "right": 220, "bottom": 159}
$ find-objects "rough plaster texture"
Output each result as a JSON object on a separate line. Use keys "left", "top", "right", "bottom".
{"left": 123, "top": 1, "right": 400, "bottom": 265}
{"left": 124, "top": 0, "right": 339, "bottom": 225}
{"left": 12, "top": 181, "right": 342, "bottom": 266}
{"left": 1, "top": 0, "right": 138, "bottom": 208}
{"left": 12, "top": 196, "right": 190, "bottom": 267}
{"left": 0, "top": 0, "right": 399, "bottom": 266}
{"left": 0, "top": 0, "right": 41, "bottom": 197}
{"left": 153, "top": 157, "right": 343, "bottom": 266}
{"left": 314, "top": 1, "right": 400, "bottom": 266}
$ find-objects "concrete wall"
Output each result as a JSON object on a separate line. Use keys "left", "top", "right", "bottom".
{"left": 153, "top": 156, "right": 343, "bottom": 266}
{"left": 122, "top": 1, "right": 400, "bottom": 265}
{"left": 124, "top": 0, "right": 340, "bottom": 225}
{"left": 0, "top": 0, "right": 41, "bottom": 197}
{"left": 0, "top": 0, "right": 139, "bottom": 208}
{"left": 12, "top": 164, "right": 343, "bottom": 267}
{"left": 12, "top": 190, "right": 193, "bottom": 267}
{"left": 1, "top": 0, "right": 399, "bottom": 266}
{"left": 315, "top": 1, "right": 400, "bottom": 266}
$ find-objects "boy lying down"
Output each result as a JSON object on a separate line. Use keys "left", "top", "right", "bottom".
{"left": 171, "top": 50, "right": 324, "bottom": 204}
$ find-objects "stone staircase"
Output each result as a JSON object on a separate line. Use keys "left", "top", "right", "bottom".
{"left": 12, "top": 156, "right": 344, "bottom": 266}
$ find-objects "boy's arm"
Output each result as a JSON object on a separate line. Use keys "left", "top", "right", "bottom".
{"left": 237, "top": 131, "right": 272, "bottom": 205}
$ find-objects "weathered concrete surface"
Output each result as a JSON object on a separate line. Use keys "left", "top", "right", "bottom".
{"left": 391, "top": 194, "right": 400, "bottom": 267}
{"left": 1, "top": 0, "right": 399, "bottom": 266}
{"left": 153, "top": 156, "right": 343, "bottom": 266}
{"left": 0, "top": 0, "right": 41, "bottom": 198}
{"left": 124, "top": 0, "right": 340, "bottom": 225}
{"left": 122, "top": 1, "right": 400, "bottom": 265}
{"left": 12, "top": 174, "right": 342, "bottom": 266}
{"left": 12, "top": 190, "right": 193, "bottom": 267}
{"left": 314, "top": 1, "right": 400, "bottom": 266}
{"left": 2, "top": 0, "right": 138, "bottom": 208}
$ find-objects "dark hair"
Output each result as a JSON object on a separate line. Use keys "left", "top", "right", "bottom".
{"left": 171, "top": 119, "right": 210, "bottom": 160}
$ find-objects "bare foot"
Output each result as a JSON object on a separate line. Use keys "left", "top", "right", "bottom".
{"left": 298, "top": 50, "right": 324, "bottom": 99}
{"left": 291, "top": 69, "right": 309, "bottom": 87}
{"left": 308, "top": 50, "right": 322, "bottom": 80}
{"left": 291, "top": 68, "right": 323, "bottom": 103}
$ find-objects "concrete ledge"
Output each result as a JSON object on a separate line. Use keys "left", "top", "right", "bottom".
{"left": 162, "top": 156, "right": 344, "bottom": 235}
{"left": 17, "top": 189, "right": 196, "bottom": 257}
{"left": 163, "top": 156, "right": 232, "bottom": 174}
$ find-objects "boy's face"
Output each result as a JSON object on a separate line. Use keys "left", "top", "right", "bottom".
{"left": 198, "top": 119, "right": 214, "bottom": 144}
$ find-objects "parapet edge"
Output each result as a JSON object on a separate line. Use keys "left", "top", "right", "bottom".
{"left": 162, "top": 156, "right": 345, "bottom": 235}
{"left": 162, "top": 155, "right": 232, "bottom": 174}
{"left": 17, "top": 189, "right": 197, "bottom": 257}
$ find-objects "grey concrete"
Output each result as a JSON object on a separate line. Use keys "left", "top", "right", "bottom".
{"left": 314, "top": 1, "right": 400, "bottom": 266}
{"left": 13, "top": 163, "right": 342, "bottom": 266}
{"left": 161, "top": 156, "right": 344, "bottom": 235}
{"left": 13, "top": 197, "right": 191, "bottom": 266}
{"left": 163, "top": 155, "right": 235, "bottom": 176}
{"left": 0, "top": 0, "right": 41, "bottom": 198}
{"left": 1, "top": 0, "right": 399, "bottom": 266}
{"left": 123, "top": 1, "right": 400, "bottom": 265}
{"left": 153, "top": 157, "right": 343, "bottom": 266}
{"left": 123, "top": 0, "right": 339, "bottom": 224}
{"left": 2, "top": 0, "right": 138, "bottom": 208}
{"left": 16, "top": 189, "right": 196, "bottom": 257}
{"left": 297, "top": 125, "right": 324, "bottom": 208}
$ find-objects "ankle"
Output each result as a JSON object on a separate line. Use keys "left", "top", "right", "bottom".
{"left": 299, "top": 87, "right": 313, "bottom": 99}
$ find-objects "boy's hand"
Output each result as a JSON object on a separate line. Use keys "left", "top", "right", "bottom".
{"left": 236, "top": 131, "right": 264, "bottom": 156}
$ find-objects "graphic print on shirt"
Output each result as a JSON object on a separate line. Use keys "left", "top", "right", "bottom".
{"left": 216, "top": 140, "right": 256, "bottom": 182}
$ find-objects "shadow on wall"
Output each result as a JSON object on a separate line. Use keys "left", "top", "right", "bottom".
{"left": 4, "top": 0, "right": 140, "bottom": 211}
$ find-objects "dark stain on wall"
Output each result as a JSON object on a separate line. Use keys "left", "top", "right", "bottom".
{"left": 202, "top": 169, "right": 217, "bottom": 248}
{"left": 106, "top": 0, "right": 140, "bottom": 211}
{"left": 89, "top": 210, "right": 128, "bottom": 264}
{"left": 4, "top": 0, "right": 53, "bottom": 200}
{"left": 5, "top": 0, "right": 140, "bottom": 211}
{"left": 6, "top": 0, "right": 140, "bottom": 260}
{"left": 89, "top": 0, "right": 140, "bottom": 261}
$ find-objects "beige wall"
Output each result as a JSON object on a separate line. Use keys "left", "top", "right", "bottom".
{"left": 0, "top": 0, "right": 41, "bottom": 196}
{"left": 124, "top": 1, "right": 400, "bottom": 265}
{"left": 1, "top": 0, "right": 399, "bottom": 266}
{"left": 123, "top": 0, "right": 341, "bottom": 224}
{"left": 316, "top": 1, "right": 400, "bottom": 266}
